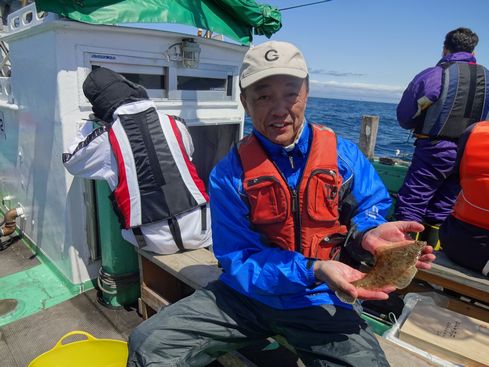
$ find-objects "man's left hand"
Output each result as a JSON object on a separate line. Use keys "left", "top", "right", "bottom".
{"left": 361, "top": 221, "right": 436, "bottom": 270}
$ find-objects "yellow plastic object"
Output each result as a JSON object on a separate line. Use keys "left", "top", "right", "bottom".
{"left": 28, "top": 331, "right": 128, "bottom": 367}
{"left": 415, "top": 223, "right": 442, "bottom": 251}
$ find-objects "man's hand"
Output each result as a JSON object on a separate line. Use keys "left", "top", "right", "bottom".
{"left": 362, "top": 221, "right": 436, "bottom": 270}
{"left": 313, "top": 260, "right": 396, "bottom": 302}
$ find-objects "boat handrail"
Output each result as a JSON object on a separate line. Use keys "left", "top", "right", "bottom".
{"left": 5, "top": 2, "right": 56, "bottom": 34}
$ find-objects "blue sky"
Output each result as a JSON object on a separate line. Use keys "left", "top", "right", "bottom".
{"left": 139, "top": 0, "right": 489, "bottom": 103}
{"left": 252, "top": 0, "right": 489, "bottom": 103}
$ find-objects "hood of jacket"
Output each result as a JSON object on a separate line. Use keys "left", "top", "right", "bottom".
{"left": 82, "top": 66, "right": 149, "bottom": 124}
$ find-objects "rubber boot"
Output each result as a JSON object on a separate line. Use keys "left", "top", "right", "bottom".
{"left": 416, "top": 223, "right": 441, "bottom": 250}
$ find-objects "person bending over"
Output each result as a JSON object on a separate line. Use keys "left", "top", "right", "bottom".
{"left": 63, "top": 67, "right": 211, "bottom": 254}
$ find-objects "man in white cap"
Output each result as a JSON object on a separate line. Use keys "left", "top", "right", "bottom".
{"left": 127, "top": 41, "right": 435, "bottom": 367}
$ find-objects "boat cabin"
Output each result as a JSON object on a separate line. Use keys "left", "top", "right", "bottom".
{"left": 0, "top": 2, "right": 246, "bottom": 288}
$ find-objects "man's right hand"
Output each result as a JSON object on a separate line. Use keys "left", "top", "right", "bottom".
{"left": 313, "top": 260, "right": 396, "bottom": 302}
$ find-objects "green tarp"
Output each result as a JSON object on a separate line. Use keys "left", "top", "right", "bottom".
{"left": 35, "top": 0, "right": 282, "bottom": 45}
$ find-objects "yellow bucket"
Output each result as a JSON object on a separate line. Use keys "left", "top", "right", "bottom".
{"left": 28, "top": 331, "right": 128, "bottom": 367}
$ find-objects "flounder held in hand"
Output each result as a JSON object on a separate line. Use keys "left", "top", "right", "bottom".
{"left": 335, "top": 240, "right": 426, "bottom": 304}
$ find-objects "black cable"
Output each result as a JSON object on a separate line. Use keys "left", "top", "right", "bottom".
{"left": 280, "top": 0, "right": 332, "bottom": 11}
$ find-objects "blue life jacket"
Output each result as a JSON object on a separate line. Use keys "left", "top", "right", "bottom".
{"left": 415, "top": 62, "right": 489, "bottom": 139}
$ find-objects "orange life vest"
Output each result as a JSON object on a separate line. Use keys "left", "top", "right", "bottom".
{"left": 237, "top": 124, "right": 347, "bottom": 260}
{"left": 452, "top": 121, "right": 489, "bottom": 229}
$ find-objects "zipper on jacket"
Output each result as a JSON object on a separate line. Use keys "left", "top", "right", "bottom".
{"left": 266, "top": 159, "right": 304, "bottom": 253}
{"left": 288, "top": 153, "right": 295, "bottom": 169}
{"left": 247, "top": 176, "right": 281, "bottom": 187}
{"left": 287, "top": 126, "right": 316, "bottom": 253}
{"left": 291, "top": 188, "right": 302, "bottom": 252}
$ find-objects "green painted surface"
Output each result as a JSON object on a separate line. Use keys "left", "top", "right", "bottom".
{"left": 371, "top": 159, "right": 409, "bottom": 220}
{"left": 361, "top": 313, "right": 392, "bottom": 336}
{"left": 0, "top": 210, "right": 95, "bottom": 327}
{"left": 372, "top": 159, "right": 409, "bottom": 195}
{"left": 20, "top": 232, "right": 96, "bottom": 294}
{"left": 0, "top": 262, "right": 78, "bottom": 327}
{"left": 95, "top": 181, "right": 140, "bottom": 308}
{"left": 0, "top": 179, "right": 139, "bottom": 319}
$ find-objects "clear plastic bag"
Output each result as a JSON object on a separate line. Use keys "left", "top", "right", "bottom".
{"left": 382, "top": 292, "right": 462, "bottom": 367}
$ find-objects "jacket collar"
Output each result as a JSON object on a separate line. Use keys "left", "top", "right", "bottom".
{"left": 437, "top": 52, "right": 477, "bottom": 65}
{"left": 253, "top": 120, "right": 311, "bottom": 159}
{"left": 113, "top": 100, "right": 156, "bottom": 119}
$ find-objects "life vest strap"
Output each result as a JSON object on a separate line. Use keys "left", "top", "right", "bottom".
{"left": 132, "top": 227, "right": 146, "bottom": 249}
{"left": 168, "top": 217, "right": 185, "bottom": 252}
{"left": 201, "top": 205, "right": 207, "bottom": 231}
{"left": 132, "top": 227, "right": 147, "bottom": 249}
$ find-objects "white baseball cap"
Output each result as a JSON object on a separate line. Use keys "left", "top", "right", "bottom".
{"left": 239, "top": 41, "right": 308, "bottom": 89}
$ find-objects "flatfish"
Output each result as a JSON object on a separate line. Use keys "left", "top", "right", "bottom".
{"left": 335, "top": 240, "right": 426, "bottom": 304}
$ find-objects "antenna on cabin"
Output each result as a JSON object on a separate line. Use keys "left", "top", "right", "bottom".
{"left": 279, "top": 0, "right": 332, "bottom": 11}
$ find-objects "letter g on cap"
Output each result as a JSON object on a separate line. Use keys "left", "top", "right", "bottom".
{"left": 265, "top": 49, "right": 279, "bottom": 62}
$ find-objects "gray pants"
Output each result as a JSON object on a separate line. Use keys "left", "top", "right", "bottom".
{"left": 127, "top": 281, "right": 389, "bottom": 367}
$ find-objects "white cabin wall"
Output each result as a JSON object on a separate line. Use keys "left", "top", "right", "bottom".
{"left": 55, "top": 31, "right": 101, "bottom": 285}
{"left": 5, "top": 28, "right": 98, "bottom": 285}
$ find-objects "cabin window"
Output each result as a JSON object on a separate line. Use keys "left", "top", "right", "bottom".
{"left": 121, "top": 73, "right": 165, "bottom": 91}
{"left": 89, "top": 65, "right": 167, "bottom": 100}
{"left": 177, "top": 76, "right": 226, "bottom": 91}
{"left": 91, "top": 66, "right": 166, "bottom": 92}
{"left": 82, "top": 51, "right": 238, "bottom": 103}
{"left": 84, "top": 51, "right": 169, "bottom": 101}
{"left": 170, "top": 64, "right": 236, "bottom": 101}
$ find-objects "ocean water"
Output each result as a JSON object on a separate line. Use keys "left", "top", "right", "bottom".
{"left": 244, "top": 97, "right": 414, "bottom": 160}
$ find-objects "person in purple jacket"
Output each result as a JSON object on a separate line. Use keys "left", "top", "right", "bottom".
{"left": 395, "top": 27, "right": 489, "bottom": 248}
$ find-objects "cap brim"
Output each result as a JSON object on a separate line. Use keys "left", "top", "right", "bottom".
{"left": 240, "top": 68, "right": 308, "bottom": 89}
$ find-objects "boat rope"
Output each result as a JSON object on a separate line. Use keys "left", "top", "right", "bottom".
{"left": 280, "top": 0, "right": 332, "bottom": 11}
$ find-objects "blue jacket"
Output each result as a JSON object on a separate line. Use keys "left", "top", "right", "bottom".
{"left": 209, "top": 122, "right": 391, "bottom": 309}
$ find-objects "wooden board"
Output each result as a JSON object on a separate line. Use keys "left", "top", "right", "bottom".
{"left": 139, "top": 248, "right": 222, "bottom": 289}
{"left": 415, "top": 251, "right": 489, "bottom": 304}
{"left": 399, "top": 302, "right": 489, "bottom": 366}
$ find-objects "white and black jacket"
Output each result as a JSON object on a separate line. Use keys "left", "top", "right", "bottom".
{"left": 63, "top": 100, "right": 212, "bottom": 254}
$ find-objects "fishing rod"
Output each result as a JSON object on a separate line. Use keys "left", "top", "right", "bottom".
{"left": 279, "top": 0, "right": 332, "bottom": 11}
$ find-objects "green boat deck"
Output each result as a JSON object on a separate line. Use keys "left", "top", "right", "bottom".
{"left": 0, "top": 237, "right": 92, "bottom": 328}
